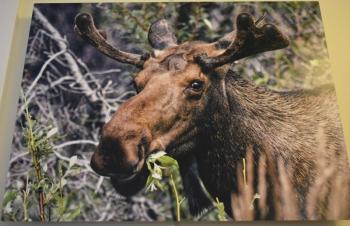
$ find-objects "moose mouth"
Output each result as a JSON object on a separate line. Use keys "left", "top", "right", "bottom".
{"left": 91, "top": 139, "right": 147, "bottom": 181}
{"left": 91, "top": 126, "right": 198, "bottom": 182}
{"left": 113, "top": 171, "right": 138, "bottom": 181}
{"left": 91, "top": 160, "right": 145, "bottom": 182}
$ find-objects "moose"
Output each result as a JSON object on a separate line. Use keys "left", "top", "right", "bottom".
{"left": 74, "top": 12, "right": 350, "bottom": 219}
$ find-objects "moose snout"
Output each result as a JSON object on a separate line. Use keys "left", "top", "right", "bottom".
{"left": 90, "top": 126, "right": 151, "bottom": 180}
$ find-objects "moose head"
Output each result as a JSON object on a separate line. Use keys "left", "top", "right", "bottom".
{"left": 74, "top": 12, "right": 289, "bottom": 196}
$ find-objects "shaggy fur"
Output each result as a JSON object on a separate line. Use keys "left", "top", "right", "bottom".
{"left": 77, "top": 12, "right": 350, "bottom": 219}
{"left": 185, "top": 68, "right": 350, "bottom": 218}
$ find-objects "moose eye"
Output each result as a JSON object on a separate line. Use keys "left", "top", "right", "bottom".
{"left": 190, "top": 80, "right": 204, "bottom": 91}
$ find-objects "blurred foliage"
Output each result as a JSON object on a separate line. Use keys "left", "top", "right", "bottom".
{"left": 2, "top": 2, "right": 331, "bottom": 222}
{"left": 90, "top": 2, "right": 331, "bottom": 90}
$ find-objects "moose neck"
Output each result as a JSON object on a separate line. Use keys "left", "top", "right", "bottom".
{"left": 198, "top": 72, "right": 286, "bottom": 159}
{"left": 195, "top": 70, "right": 294, "bottom": 206}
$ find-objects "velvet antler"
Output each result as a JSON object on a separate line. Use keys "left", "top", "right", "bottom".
{"left": 195, "top": 13, "right": 289, "bottom": 70}
{"left": 74, "top": 13, "right": 149, "bottom": 68}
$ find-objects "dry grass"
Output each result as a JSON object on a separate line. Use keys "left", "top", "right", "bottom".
{"left": 230, "top": 147, "right": 350, "bottom": 220}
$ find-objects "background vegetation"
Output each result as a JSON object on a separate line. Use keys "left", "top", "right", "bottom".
{"left": 1, "top": 2, "right": 333, "bottom": 221}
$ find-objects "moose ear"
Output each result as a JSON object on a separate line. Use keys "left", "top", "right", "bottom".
{"left": 148, "top": 19, "right": 177, "bottom": 50}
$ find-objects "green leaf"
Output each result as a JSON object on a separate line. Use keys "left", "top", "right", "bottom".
{"left": 35, "top": 178, "right": 49, "bottom": 190}
{"left": 69, "top": 168, "right": 81, "bottom": 177}
{"left": 215, "top": 197, "right": 227, "bottom": 221}
{"left": 2, "top": 190, "right": 18, "bottom": 207}
{"left": 63, "top": 207, "right": 81, "bottom": 221}
{"left": 60, "top": 178, "right": 67, "bottom": 187}
{"left": 154, "top": 180, "right": 165, "bottom": 191}
{"left": 145, "top": 175, "right": 153, "bottom": 189}
{"left": 46, "top": 127, "right": 58, "bottom": 139}
{"left": 68, "top": 155, "right": 78, "bottom": 168}
{"left": 148, "top": 151, "right": 167, "bottom": 162}
{"left": 42, "top": 163, "right": 48, "bottom": 172}
{"left": 203, "top": 18, "right": 213, "bottom": 30}
{"left": 157, "top": 155, "right": 178, "bottom": 167}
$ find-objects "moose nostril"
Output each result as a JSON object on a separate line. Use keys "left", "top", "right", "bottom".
{"left": 125, "top": 159, "right": 139, "bottom": 173}
{"left": 90, "top": 152, "right": 112, "bottom": 177}
{"left": 97, "top": 131, "right": 150, "bottom": 176}
{"left": 138, "top": 137, "right": 148, "bottom": 160}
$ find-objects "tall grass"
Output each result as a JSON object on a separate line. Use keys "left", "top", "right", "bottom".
{"left": 142, "top": 141, "right": 350, "bottom": 221}
{"left": 145, "top": 145, "right": 350, "bottom": 221}
{"left": 230, "top": 147, "right": 350, "bottom": 220}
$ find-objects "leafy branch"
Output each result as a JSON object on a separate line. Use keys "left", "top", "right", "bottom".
{"left": 1, "top": 96, "right": 81, "bottom": 222}
{"left": 23, "top": 97, "right": 53, "bottom": 222}
{"left": 145, "top": 151, "right": 183, "bottom": 221}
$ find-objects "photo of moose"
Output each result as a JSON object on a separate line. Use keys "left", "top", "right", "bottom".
{"left": 2, "top": 1, "right": 350, "bottom": 222}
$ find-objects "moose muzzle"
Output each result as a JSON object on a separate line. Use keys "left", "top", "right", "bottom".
{"left": 91, "top": 118, "right": 152, "bottom": 181}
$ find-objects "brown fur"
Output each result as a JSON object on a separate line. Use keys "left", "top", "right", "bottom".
{"left": 90, "top": 42, "right": 349, "bottom": 219}
{"left": 195, "top": 70, "right": 350, "bottom": 218}
{"left": 75, "top": 13, "right": 350, "bottom": 219}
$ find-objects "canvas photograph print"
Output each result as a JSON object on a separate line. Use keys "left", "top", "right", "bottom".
{"left": 1, "top": 1, "right": 350, "bottom": 222}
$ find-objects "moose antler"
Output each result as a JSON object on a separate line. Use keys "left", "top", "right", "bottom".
{"left": 195, "top": 13, "right": 289, "bottom": 70}
{"left": 74, "top": 13, "right": 149, "bottom": 68}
